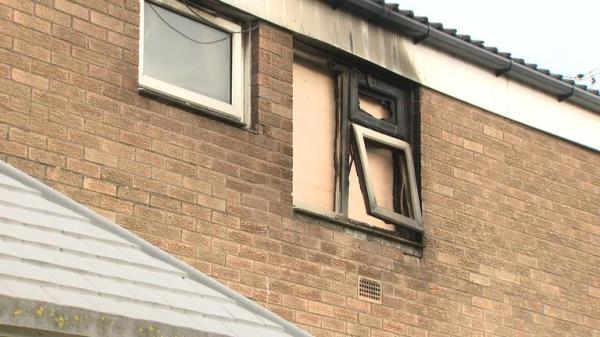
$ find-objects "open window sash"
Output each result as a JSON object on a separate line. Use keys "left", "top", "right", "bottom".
{"left": 350, "top": 123, "right": 423, "bottom": 233}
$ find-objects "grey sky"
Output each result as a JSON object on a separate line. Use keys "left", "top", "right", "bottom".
{"left": 389, "top": 0, "right": 599, "bottom": 88}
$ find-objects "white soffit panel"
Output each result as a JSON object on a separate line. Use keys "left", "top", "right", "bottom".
{"left": 220, "top": 0, "right": 600, "bottom": 151}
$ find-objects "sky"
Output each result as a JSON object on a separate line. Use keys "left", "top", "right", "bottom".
{"left": 388, "top": 0, "right": 599, "bottom": 89}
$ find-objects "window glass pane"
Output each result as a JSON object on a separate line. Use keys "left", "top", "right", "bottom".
{"left": 144, "top": 2, "right": 231, "bottom": 103}
{"left": 292, "top": 62, "right": 336, "bottom": 211}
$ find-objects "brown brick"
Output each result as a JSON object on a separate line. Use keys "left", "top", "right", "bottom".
{"left": 87, "top": 92, "right": 119, "bottom": 113}
{"left": 28, "top": 147, "right": 64, "bottom": 166}
{"left": 0, "top": 49, "right": 31, "bottom": 71}
{"left": 0, "top": 63, "right": 8, "bottom": 79}
{"left": 120, "top": 130, "right": 151, "bottom": 149}
{"left": 84, "top": 119, "right": 119, "bottom": 140}
{"left": 100, "top": 195, "right": 133, "bottom": 214}
{"left": 14, "top": 39, "right": 50, "bottom": 62}
{"left": 322, "top": 317, "right": 346, "bottom": 333}
{"left": 296, "top": 311, "right": 321, "bottom": 327}
{"left": 0, "top": 78, "right": 31, "bottom": 98}
{"left": 119, "top": 158, "right": 152, "bottom": 178}
{"left": 7, "top": 157, "right": 46, "bottom": 178}
{"left": 0, "top": 32, "right": 11, "bottom": 49}
{"left": 34, "top": 4, "right": 71, "bottom": 27}
{"left": 182, "top": 203, "right": 211, "bottom": 221}
{"left": 89, "top": 38, "right": 122, "bottom": 59}
{"left": 0, "top": 139, "right": 28, "bottom": 158}
{"left": 32, "top": 61, "right": 68, "bottom": 83}
{"left": 108, "top": 30, "right": 137, "bottom": 51}
{"left": 72, "top": 45, "right": 107, "bottom": 67}
{"left": 47, "top": 138, "right": 83, "bottom": 158}
{"left": 118, "top": 186, "right": 150, "bottom": 204}
{"left": 70, "top": 73, "right": 103, "bottom": 94}
{"left": 150, "top": 194, "right": 181, "bottom": 212}
{"left": 14, "top": 10, "right": 51, "bottom": 34}
{"left": 66, "top": 158, "right": 101, "bottom": 178}
{"left": 90, "top": 10, "right": 124, "bottom": 33}
{"left": 8, "top": 128, "right": 46, "bottom": 148}
{"left": 54, "top": 0, "right": 89, "bottom": 19}
{"left": 52, "top": 25, "right": 86, "bottom": 49}
{"left": 152, "top": 140, "right": 183, "bottom": 159}
{"left": 47, "top": 167, "right": 83, "bottom": 187}
{"left": 102, "top": 139, "right": 135, "bottom": 160}
{"left": 83, "top": 177, "right": 116, "bottom": 195}
{"left": 51, "top": 53, "right": 87, "bottom": 74}
{"left": 84, "top": 148, "right": 118, "bottom": 167}
{"left": 73, "top": 18, "right": 106, "bottom": 39}
{"left": 167, "top": 185, "right": 196, "bottom": 203}
{"left": 101, "top": 167, "right": 134, "bottom": 186}
{"left": 166, "top": 158, "right": 197, "bottom": 178}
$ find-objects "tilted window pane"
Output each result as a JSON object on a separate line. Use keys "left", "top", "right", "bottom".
{"left": 144, "top": 2, "right": 231, "bottom": 103}
{"left": 348, "top": 160, "right": 396, "bottom": 232}
{"left": 350, "top": 123, "right": 422, "bottom": 232}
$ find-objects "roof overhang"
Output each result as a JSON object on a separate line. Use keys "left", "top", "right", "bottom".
{"left": 209, "top": 0, "right": 600, "bottom": 151}
{"left": 335, "top": 0, "right": 600, "bottom": 114}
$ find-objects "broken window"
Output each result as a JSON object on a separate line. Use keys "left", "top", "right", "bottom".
{"left": 350, "top": 124, "right": 422, "bottom": 232}
{"left": 337, "top": 69, "right": 422, "bottom": 235}
{"left": 293, "top": 55, "right": 422, "bottom": 240}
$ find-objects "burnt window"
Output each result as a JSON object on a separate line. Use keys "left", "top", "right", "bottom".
{"left": 336, "top": 70, "right": 422, "bottom": 237}
{"left": 292, "top": 58, "right": 422, "bottom": 243}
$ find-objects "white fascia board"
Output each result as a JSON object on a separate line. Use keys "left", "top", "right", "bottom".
{"left": 219, "top": 0, "right": 600, "bottom": 152}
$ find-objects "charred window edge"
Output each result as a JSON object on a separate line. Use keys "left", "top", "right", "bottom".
{"left": 350, "top": 123, "right": 423, "bottom": 233}
{"left": 293, "top": 204, "right": 424, "bottom": 254}
{"left": 293, "top": 45, "right": 424, "bottom": 246}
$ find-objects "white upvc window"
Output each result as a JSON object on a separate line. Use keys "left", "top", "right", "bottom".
{"left": 139, "top": 0, "right": 247, "bottom": 124}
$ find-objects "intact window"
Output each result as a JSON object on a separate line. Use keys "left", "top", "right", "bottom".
{"left": 139, "top": 0, "right": 246, "bottom": 124}
{"left": 293, "top": 59, "right": 422, "bottom": 240}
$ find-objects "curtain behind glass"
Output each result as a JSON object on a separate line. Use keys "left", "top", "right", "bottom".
{"left": 144, "top": 3, "right": 232, "bottom": 103}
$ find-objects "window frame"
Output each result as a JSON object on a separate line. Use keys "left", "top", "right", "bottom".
{"left": 351, "top": 71, "right": 410, "bottom": 139}
{"left": 291, "top": 47, "right": 423, "bottom": 244}
{"left": 139, "top": 0, "right": 247, "bottom": 124}
{"left": 350, "top": 123, "right": 423, "bottom": 232}
{"left": 336, "top": 67, "right": 422, "bottom": 234}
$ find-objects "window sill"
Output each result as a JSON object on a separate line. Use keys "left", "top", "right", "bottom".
{"left": 293, "top": 206, "right": 423, "bottom": 256}
{"left": 137, "top": 87, "right": 257, "bottom": 133}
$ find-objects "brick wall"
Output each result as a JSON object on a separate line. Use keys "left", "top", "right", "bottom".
{"left": 0, "top": 1, "right": 599, "bottom": 337}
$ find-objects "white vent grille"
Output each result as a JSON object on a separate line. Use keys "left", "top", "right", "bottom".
{"left": 358, "top": 276, "right": 382, "bottom": 303}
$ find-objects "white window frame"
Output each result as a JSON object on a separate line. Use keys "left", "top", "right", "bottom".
{"left": 351, "top": 123, "right": 423, "bottom": 233}
{"left": 139, "top": 0, "right": 247, "bottom": 124}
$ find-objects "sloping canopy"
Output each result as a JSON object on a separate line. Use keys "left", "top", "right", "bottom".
{"left": 0, "top": 160, "right": 311, "bottom": 337}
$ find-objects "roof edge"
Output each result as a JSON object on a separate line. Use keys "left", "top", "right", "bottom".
{"left": 0, "top": 295, "right": 228, "bottom": 337}
{"left": 336, "top": 0, "right": 600, "bottom": 114}
{"left": 0, "top": 160, "right": 313, "bottom": 337}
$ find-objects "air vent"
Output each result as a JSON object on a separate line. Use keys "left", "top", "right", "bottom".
{"left": 358, "top": 276, "right": 382, "bottom": 303}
